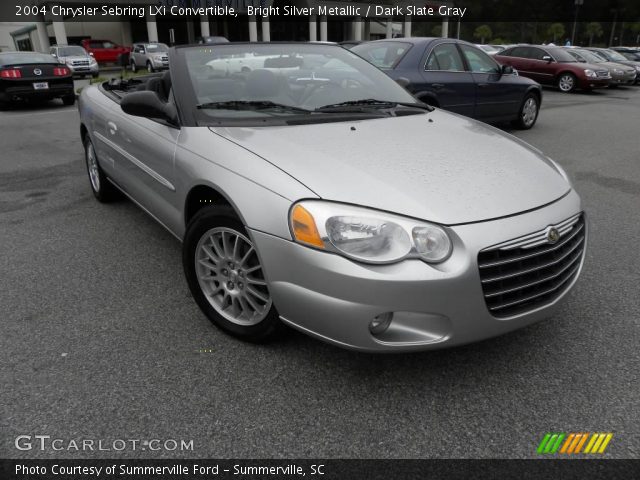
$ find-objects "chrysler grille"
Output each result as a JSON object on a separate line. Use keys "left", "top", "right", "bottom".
{"left": 478, "top": 214, "right": 585, "bottom": 317}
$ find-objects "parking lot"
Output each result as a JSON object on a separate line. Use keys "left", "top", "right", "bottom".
{"left": 1, "top": 85, "right": 639, "bottom": 459}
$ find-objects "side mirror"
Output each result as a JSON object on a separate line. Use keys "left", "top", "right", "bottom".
{"left": 395, "top": 77, "right": 410, "bottom": 88}
{"left": 500, "top": 64, "right": 514, "bottom": 75}
{"left": 121, "top": 91, "right": 178, "bottom": 126}
{"left": 51, "top": 53, "right": 57, "bottom": 58}
{"left": 542, "top": 55, "right": 553, "bottom": 63}
{"left": 89, "top": 52, "right": 94, "bottom": 56}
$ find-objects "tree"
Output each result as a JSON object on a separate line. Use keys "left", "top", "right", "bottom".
{"left": 546, "top": 23, "right": 565, "bottom": 43}
{"left": 474, "top": 25, "right": 492, "bottom": 44}
{"left": 585, "top": 22, "right": 603, "bottom": 46}
{"left": 628, "top": 22, "right": 640, "bottom": 45}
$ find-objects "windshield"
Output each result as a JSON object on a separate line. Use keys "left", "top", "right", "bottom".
{"left": 182, "top": 44, "right": 421, "bottom": 122}
{"left": 350, "top": 42, "right": 412, "bottom": 69}
{"left": 570, "top": 49, "right": 604, "bottom": 63}
{"left": 601, "top": 49, "right": 628, "bottom": 62}
{"left": 146, "top": 43, "right": 169, "bottom": 52}
{"left": 0, "top": 52, "right": 59, "bottom": 66}
{"left": 91, "top": 41, "right": 116, "bottom": 49}
{"left": 478, "top": 45, "right": 499, "bottom": 53}
{"left": 58, "top": 46, "right": 87, "bottom": 57}
{"left": 548, "top": 48, "right": 579, "bottom": 63}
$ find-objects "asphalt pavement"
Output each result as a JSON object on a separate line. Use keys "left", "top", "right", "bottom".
{"left": 1, "top": 86, "right": 639, "bottom": 459}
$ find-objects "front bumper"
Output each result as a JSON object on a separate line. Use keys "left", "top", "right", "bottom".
{"left": 68, "top": 63, "right": 99, "bottom": 76}
{"left": 579, "top": 77, "right": 610, "bottom": 89}
{"left": 150, "top": 58, "right": 170, "bottom": 69}
{"left": 250, "top": 190, "right": 585, "bottom": 352}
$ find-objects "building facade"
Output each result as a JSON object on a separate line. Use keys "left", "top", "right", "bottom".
{"left": 2, "top": 1, "right": 453, "bottom": 52}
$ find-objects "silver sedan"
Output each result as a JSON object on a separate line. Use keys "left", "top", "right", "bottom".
{"left": 78, "top": 43, "right": 586, "bottom": 352}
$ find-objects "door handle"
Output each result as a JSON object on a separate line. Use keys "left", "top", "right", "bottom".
{"left": 107, "top": 121, "right": 118, "bottom": 135}
{"left": 431, "top": 83, "right": 445, "bottom": 89}
{"left": 478, "top": 83, "right": 490, "bottom": 88}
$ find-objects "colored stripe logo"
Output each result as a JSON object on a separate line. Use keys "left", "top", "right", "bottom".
{"left": 537, "top": 433, "right": 613, "bottom": 454}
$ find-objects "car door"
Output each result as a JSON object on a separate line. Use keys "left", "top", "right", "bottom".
{"left": 458, "top": 44, "right": 521, "bottom": 120}
{"left": 132, "top": 44, "right": 144, "bottom": 67}
{"left": 104, "top": 93, "right": 181, "bottom": 230}
{"left": 526, "top": 47, "right": 557, "bottom": 85}
{"left": 421, "top": 42, "right": 475, "bottom": 117}
{"left": 498, "top": 47, "right": 533, "bottom": 78}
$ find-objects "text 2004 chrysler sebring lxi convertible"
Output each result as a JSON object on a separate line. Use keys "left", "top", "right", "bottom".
{"left": 79, "top": 43, "right": 586, "bottom": 352}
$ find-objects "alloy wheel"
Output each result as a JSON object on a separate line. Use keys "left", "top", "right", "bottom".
{"left": 558, "top": 75, "right": 575, "bottom": 92}
{"left": 521, "top": 97, "right": 538, "bottom": 127}
{"left": 195, "top": 227, "right": 272, "bottom": 326}
{"left": 86, "top": 141, "right": 100, "bottom": 192}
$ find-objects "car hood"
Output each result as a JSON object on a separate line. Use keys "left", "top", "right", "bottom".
{"left": 209, "top": 111, "right": 570, "bottom": 225}
{"left": 598, "top": 61, "right": 636, "bottom": 72}
{"left": 61, "top": 55, "right": 90, "bottom": 62}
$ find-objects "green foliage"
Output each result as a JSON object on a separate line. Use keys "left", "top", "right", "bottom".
{"left": 474, "top": 25, "right": 493, "bottom": 43}
{"left": 584, "top": 22, "right": 603, "bottom": 46}
{"left": 547, "top": 23, "right": 566, "bottom": 43}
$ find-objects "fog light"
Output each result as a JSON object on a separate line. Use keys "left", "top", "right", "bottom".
{"left": 369, "top": 312, "right": 393, "bottom": 335}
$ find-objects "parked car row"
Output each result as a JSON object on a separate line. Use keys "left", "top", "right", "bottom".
{"left": 495, "top": 45, "right": 639, "bottom": 91}
{"left": 349, "top": 38, "right": 543, "bottom": 129}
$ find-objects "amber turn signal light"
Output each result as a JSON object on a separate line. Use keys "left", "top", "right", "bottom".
{"left": 291, "top": 204, "right": 325, "bottom": 248}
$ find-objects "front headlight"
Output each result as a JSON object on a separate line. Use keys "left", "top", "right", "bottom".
{"left": 613, "top": 68, "right": 623, "bottom": 74}
{"left": 290, "top": 201, "right": 452, "bottom": 264}
{"left": 89, "top": 56, "right": 97, "bottom": 65}
{"left": 635, "top": 66, "right": 640, "bottom": 72}
{"left": 584, "top": 69, "right": 596, "bottom": 78}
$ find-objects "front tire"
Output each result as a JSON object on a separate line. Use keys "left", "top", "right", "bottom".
{"left": 62, "top": 95, "right": 75, "bottom": 106}
{"left": 513, "top": 93, "right": 539, "bottom": 130}
{"left": 84, "top": 137, "right": 121, "bottom": 202}
{"left": 183, "top": 206, "right": 282, "bottom": 343}
{"left": 146, "top": 61, "right": 154, "bottom": 73}
{"left": 557, "top": 73, "right": 577, "bottom": 93}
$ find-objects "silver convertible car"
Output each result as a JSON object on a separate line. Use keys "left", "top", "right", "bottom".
{"left": 78, "top": 43, "right": 586, "bottom": 352}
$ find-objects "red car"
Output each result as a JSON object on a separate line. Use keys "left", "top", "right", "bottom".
{"left": 495, "top": 45, "right": 611, "bottom": 92}
{"left": 81, "top": 39, "right": 130, "bottom": 64}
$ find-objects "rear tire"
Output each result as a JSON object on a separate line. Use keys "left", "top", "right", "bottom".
{"left": 84, "top": 136, "right": 121, "bottom": 202}
{"left": 183, "top": 205, "right": 283, "bottom": 343}
{"left": 130, "top": 60, "right": 137, "bottom": 73}
{"left": 62, "top": 95, "right": 75, "bottom": 106}
{"left": 512, "top": 93, "right": 539, "bottom": 130}
{"left": 557, "top": 73, "right": 577, "bottom": 93}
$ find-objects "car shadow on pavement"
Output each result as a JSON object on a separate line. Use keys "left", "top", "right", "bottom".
{"left": 0, "top": 99, "right": 72, "bottom": 111}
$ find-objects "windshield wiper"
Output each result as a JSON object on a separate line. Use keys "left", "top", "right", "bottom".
{"left": 315, "top": 99, "right": 433, "bottom": 112}
{"left": 197, "top": 100, "right": 311, "bottom": 114}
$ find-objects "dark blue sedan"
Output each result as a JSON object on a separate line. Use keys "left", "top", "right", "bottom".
{"left": 350, "top": 38, "right": 543, "bottom": 129}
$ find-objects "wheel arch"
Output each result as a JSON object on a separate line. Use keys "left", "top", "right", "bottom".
{"left": 80, "top": 123, "right": 88, "bottom": 143}
{"left": 555, "top": 70, "right": 577, "bottom": 81}
{"left": 184, "top": 183, "right": 244, "bottom": 228}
